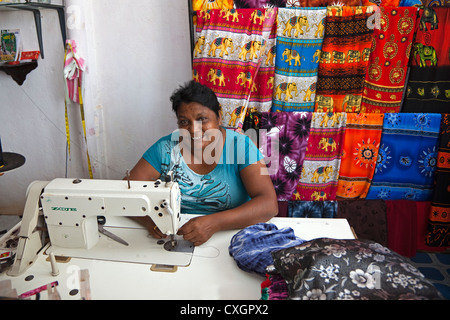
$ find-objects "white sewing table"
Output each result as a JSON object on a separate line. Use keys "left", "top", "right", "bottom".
{"left": 0, "top": 215, "right": 355, "bottom": 300}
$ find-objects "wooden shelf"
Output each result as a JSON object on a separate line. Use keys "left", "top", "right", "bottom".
{"left": 0, "top": 2, "right": 66, "bottom": 59}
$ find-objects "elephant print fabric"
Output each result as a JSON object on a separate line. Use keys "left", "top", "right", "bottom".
{"left": 361, "top": 7, "right": 417, "bottom": 113}
{"left": 259, "top": 112, "right": 311, "bottom": 201}
{"left": 336, "top": 113, "right": 384, "bottom": 200}
{"left": 271, "top": 7, "right": 327, "bottom": 112}
{"left": 402, "top": 7, "right": 450, "bottom": 113}
{"left": 314, "top": 6, "right": 374, "bottom": 113}
{"left": 192, "top": 8, "right": 277, "bottom": 129}
{"left": 292, "top": 112, "right": 347, "bottom": 201}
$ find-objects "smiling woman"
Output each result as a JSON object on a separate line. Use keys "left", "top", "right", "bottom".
{"left": 128, "top": 81, "right": 278, "bottom": 246}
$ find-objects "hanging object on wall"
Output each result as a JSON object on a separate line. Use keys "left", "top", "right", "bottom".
{"left": 402, "top": 7, "right": 450, "bottom": 113}
{"left": 292, "top": 112, "right": 347, "bottom": 201}
{"left": 271, "top": 7, "right": 327, "bottom": 112}
{"left": 336, "top": 113, "right": 384, "bottom": 200}
{"left": 314, "top": 6, "right": 374, "bottom": 113}
{"left": 63, "top": 40, "right": 93, "bottom": 179}
{"left": 192, "top": 8, "right": 277, "bottom": 131}
{"left": 191, "top": 0, "right": 234, "bottom": 10}
{"left": 361, "top": 6, "right": 418, "bottom": 113}
{"left": 259, "top": 112, "right": 312, "bottom": 201}
{"left": 0, "top": 136, "right": 25, "bottom": 174}
{"left": 427, "top": 113, "right": 450, "bottom": 247}
{"left": 366, "top": 113, "right": 441, "bottom": 201}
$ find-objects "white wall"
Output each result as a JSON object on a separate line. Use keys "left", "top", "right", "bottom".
{"left": 0, "top": 0, "right": 192, "bottom": 215}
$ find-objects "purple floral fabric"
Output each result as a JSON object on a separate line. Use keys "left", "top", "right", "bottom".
{"left": 260, "top": 112, "right": 312, "bottom": 200}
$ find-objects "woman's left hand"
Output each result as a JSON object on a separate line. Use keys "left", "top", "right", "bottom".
{"left": 177, "top": 215, "right": 218, "bottom": 246}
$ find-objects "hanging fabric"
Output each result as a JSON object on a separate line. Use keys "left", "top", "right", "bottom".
{"left": 366, "top": 113, "right": 441, "bottom": 201}
{"left": 259, "top": 112, "right": 311, "bottom": 200}
{"left": 402, "top": 7, "right": 450, "bottom": 113}
{"left": 192, "top": 8, "right": 277, "bottom": 131}
{"left": 286, "top": 0, "right": 400, "bottom": 6}
{"left": 385, "top": 200, "right": 418, "bottom": 257}
{"left": 191, "top": 0, "right": 234, "bottom": 10}
{"left": 426, "top": 114, "right": 450, "bottom": 247}
{"left": 271, "top": 7, "right": 327, "bottom": 112}
{"left": 314, "top": 6, "right": 374, "bottom": 113}
{"left": 63, "top": 40, "right": 93, "bottom": 179}
{"left": 361, "top": 6, "right": 418, "bottom": 113}
{"left": 287, "top": 200, "right": 338, "bottom": 218}
{"left": 291, "top": 112, "right": 346, "bottom": 201}
{"left": 336, "top": 113, "right": 384, "bottom": 199}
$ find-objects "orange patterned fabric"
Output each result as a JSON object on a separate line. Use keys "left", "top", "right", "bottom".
{"left": 192, "top": 0, "right": 234, "bottom": 11}
{"left": 336, "top": 113, "right": 384, "bottom": 199}
{"left": 314, "top": 6, "right": 374, "bottom": 113}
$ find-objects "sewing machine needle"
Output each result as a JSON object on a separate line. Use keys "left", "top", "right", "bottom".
{"left": 170, "top": 235, "right": 177, "bottom": 249}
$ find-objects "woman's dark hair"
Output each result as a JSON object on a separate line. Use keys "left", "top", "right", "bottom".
{"left": 170, "top": 80, "right": 221, "bottom": 118}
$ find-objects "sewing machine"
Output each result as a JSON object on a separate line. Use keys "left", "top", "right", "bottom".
{"left": 7, "top": 175, "right": 193, "bottom": 277}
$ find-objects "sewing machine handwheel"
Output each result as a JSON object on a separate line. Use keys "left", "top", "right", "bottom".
{"left": 97, "top": 216, "right": 106, "bottom": 225}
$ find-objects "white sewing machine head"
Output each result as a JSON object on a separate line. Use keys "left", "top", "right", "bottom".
{"left": 41, "top": 177, "right": 181, "bottom": 250}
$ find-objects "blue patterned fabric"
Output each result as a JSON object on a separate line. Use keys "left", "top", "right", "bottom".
{"left": 229, "top": 223, "right": 306, "bottom": 276}
{"left": 288, "top": 201, "right": 338, "bottom": 218}
{"left": 366, "top": 113, "right": 441, "bottom": 201}
{"left": 271, "top": 7, "right": 327, "bottom": 112}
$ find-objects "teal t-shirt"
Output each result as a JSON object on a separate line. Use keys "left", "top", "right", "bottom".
{"left": 142, "top": 129, "right": 263, "bottom": 214}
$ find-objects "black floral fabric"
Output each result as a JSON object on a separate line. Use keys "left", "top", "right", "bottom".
{"left": 270, "top": 238, "right": 443, "bottom": 300}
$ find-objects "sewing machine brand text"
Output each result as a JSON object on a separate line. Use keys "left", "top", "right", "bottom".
{"left": 51, "top": 207, "right": 77, "bottom": 212}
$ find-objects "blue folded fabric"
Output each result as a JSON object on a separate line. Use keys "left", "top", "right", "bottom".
{"left": 228, "top": 223, "right": 306, "bottom": 276}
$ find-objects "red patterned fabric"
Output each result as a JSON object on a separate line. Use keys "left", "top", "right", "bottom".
{"left": 361, "top": 7, "right": 418, "bottom": 113}
{"left": 192, "top": 8, "right": 277, "bottom": 129}
{"left": 292, "top": 112, "right": 346, "bottom": 201}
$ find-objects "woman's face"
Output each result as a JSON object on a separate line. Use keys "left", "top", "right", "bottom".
{"left": 176, "top": 102, "right": 223, "bottom": 153}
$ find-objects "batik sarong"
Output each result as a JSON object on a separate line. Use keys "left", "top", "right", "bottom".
{"left": 366, "top": 113, "right": 441, "bottom": 201}
{"left": 336, "top": 199, "right": 388, "bottom": 247}
{"left": 192, "top": 8, "right": 277, "bottom": 129}
{"left": 292, "top": 112, "right": 346, "bottom": 201}
{"left": 271, "top": 7, "right": 327, "bottom": 112}
{"left": 259, "top": 112, "right": 312, "bottom": 200}
{"left": 336, "top": 113, "right": 384, "bottom": 199}
{"left": 361, "top": 6, "right": 417, "bottom": 113}
{"left": 402, "top": 7, "right": 450, "bottom": 113}
{"left": 314, "top": 6, "right": 374, "bottom": 113}
{"left": 288, "top": 200, "right": 338, "bottom": 218}
{"left": 427, "top": 114, "right": 450, "bottom": 247}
